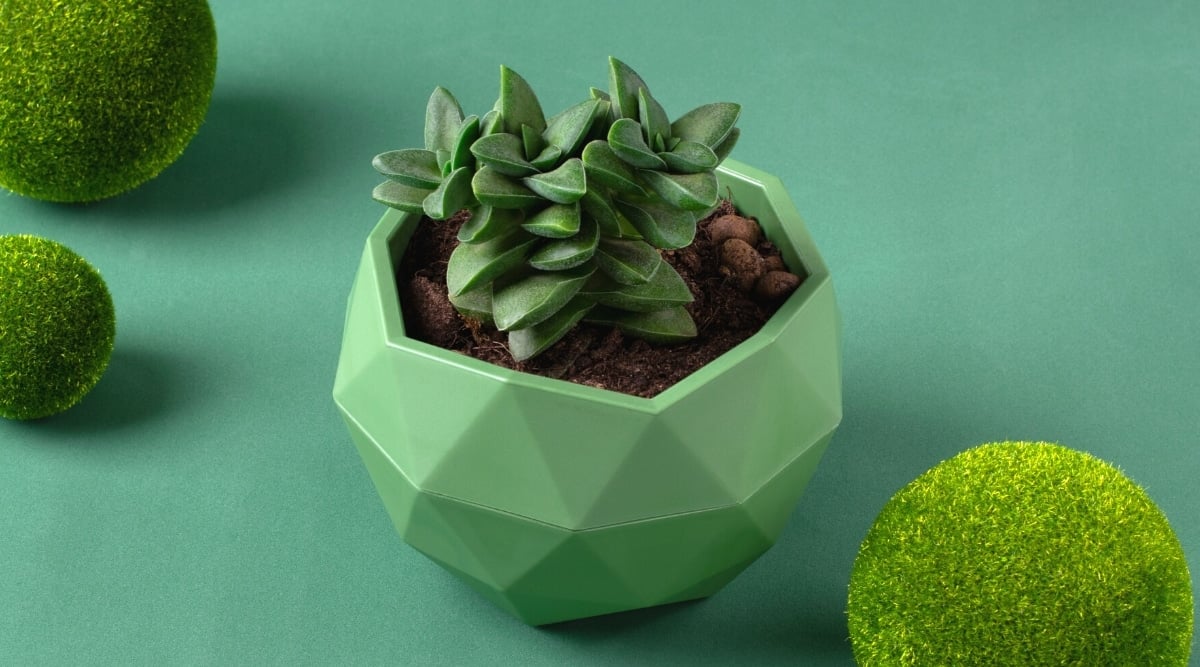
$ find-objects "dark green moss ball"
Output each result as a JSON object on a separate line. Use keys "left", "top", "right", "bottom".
{"left": 1, "top": 235, "right": 115, "bottom": 419}
{"left": 848, "top": 441, "right": 1193, "bottom": 666}
{"left": 0, "top": 0, "right": 217, "bottom": 202}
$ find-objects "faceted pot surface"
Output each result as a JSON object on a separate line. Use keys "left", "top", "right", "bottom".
{"left": 333, "top": 159, "right": 842, "bottom": 624}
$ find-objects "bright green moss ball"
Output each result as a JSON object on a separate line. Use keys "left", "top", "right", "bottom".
{"left": 0, "top": 235, "right": 115, "bottom": 419}
{"left": 0, "top": 0, "right": 217, "bottom": 202}
{"left": 848, "top": 441, "right": 1193, "bottom": 666}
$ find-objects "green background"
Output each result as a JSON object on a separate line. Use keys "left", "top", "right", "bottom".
{"left": 2, "top": 1, "right": 1197, "bottom": 664}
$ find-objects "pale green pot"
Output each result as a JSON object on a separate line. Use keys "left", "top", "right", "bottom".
{"left": 333, "top": 159, "right": 842, "bottom": 625}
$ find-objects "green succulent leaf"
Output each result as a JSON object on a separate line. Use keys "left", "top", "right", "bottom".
{"left": 616, "top": 196, "right": 698, "bottom": 249}
{"left": 529, "top": 144, "right": 563, "bottom": 172}
{"left": 638, "top": 170, "right": 719, "bottom": 211}
{"left": 498, "top": 66, "right": 547, "bottom": 135}
{"left": 448, "top": 285, "right": 493, "bottom": 324}
{"left": 608, "top": 56, "right": 650, "bottom": 120}
{"left": 589, "top": 87, "right": 610, "bottom": 102}
{"left": 529, "top": 218, "right": 598, "bottom": 271}
{"left": 372, "top": 180, "right": 433, "bottom": 213}
{"left": 458, "top": 205, "right": 524, "bottom": 244}
{"left": 581, "top": 140, "right": 645, "bottom": 197}
{"left": 585, "top": 305, "right": 697, "bottom": 343}
{"left": 372, "top": 149, "right": 442, "bottom": 189}
{"left": 449, "top": 115, "right": 480, "bottom": 172}
{"left": 436, "top": 149, "right": 452, "bottom": 174}
{"left": 522, "top": 158, "right": 586, "bottom": 205}
{"left": 638, "top": 88, "right": 672, "bottom": 147}
{"left": 609, "top": 118, "right": 668, "bottom": 170}
{"left": 595, "top": 237, "right": 662, "bottom": 285}
{"left": 712, "top": 126, "right": 740, "bottom": 162}
{"left": 580, "top": 189, "right": 623, "bottom": 237}
{"left": 659, "top": 139, "right": 718, "bottom": 174}
{"left": 508, "top": 297, "right": 595, "bottom": 362}
{"left": 423, "top": 166, "right": 476, "bottom": 219}
{"left": 493, "top": 264, "right": 595, "bottom": 331}
{"left": 425, "top": 86, "right": 465, "bottom": 153}
{"left": 446, "top": 228, "right": 539, "bottom": 296}
{"left": 480, "top": 109, "right": 503, "bottom": 136}
{"left": 521, "top": 124, "right": 545, "bottom": 162}
{"left": 471, "top": 133, "right": 536, "bottom": 177}
{"left": 544, "top": 98, "right": 601, "bottom": 157}
{"left": 669, "top": 102, "right": 741, "bottom": 149}
{"left": 522, "top": 202, "right": 581, "bottom": 238}
{"left": 581, "top": 258, "right": 693, "bottom": 312}
{"left": 472, "top": 166, "right": 542, "bottom": 209}
{"left": 652, "top": 132, "right": 667, "bottom": 154}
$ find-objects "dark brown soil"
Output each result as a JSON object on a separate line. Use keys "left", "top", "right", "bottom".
{"left": 395, "top": 200, "right": 804, "bottom": 398}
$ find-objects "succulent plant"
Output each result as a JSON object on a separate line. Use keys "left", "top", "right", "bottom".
{"left": 372, "top": 57, "right": 740, "bottom": 361}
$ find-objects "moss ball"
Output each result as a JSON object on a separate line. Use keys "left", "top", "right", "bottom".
{"left": 0, "top": 0, "right": 217, "bottom": 202}
{"left": 847, "top": 441, "right": 1194, "bottom": 666}
{"left": 1, "top": 235, "right": 115, "bottom": 419}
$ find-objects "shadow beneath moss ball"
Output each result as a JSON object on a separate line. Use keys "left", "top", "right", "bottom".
{"left": 35, "top": 346, "right": 180, "bottom": 433}
{"left": 92, "top": 90, "right": 323, "bottom": 219}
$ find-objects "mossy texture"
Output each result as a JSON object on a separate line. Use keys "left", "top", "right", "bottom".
{"left": 848, "top": 441, "right": 1193, "bottom": 666}
{"left": 1, "top": 235, "right": 115, "bottom": 419}
{"left": 0, "top": 0, "right": 216, "bottom": 202}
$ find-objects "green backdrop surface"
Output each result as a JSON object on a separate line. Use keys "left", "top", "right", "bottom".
{"left": 2, "top": 2, "right": 1196, "bottom": 664}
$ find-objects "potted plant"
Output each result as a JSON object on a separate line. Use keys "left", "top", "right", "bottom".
{"left": 333, "top": 58, "right": 842, "bottom": 625}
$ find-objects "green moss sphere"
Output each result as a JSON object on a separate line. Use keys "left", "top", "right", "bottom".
{"left": 848, "top": 441, "right": 1193, "bottom": 666}
{"left": 0, "top": 0, "right": 217, "bottom": 202}
{"left": 0, "top": 235, "right": 115, "bottom": 419}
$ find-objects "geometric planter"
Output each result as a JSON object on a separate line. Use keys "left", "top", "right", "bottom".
{"left": 332, "top": 158, "right": 842, "bottom": 625}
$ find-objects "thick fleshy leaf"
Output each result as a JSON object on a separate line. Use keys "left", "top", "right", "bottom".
{"left": 712, "top": 127, "right": 740, "bottom": 162}
{"left": 499, "top": 66, "right": 546, "bottom": 135}
{"left": 670, "top": 102, "right": 741, "bottom": 149}
{"left": 458, "top": 205, "right": 524, "bottom": 244}
{"left": 580, "top": 189, "right": 622, "bottom": 237}
{"left": 521, "top": 124, "right": 544, "bottom": 162}
{"left": 639, "top": 170, "right": 719, "bottom": 211}
{"left": 652, "top": 132, "right": 667, "bottom": 154}
{"left": 589, "top": 87, "right": 610, "bottom": 102}
{"left": 448, "top": 285, "right": 493, "bottom": 324}
{"left": 493, "top": 264, "right": 594, "bottom": 331}
{"left": 608, "top": 56, "right": 649, "bottom": 120}
{"left": 659, "top": 140, "right": 718, "bottom": 174}
{"left": 480, "top": 109, "right": 503, "bottom": 136}
{"left": 446, "top": 228, "right": 538, "bottom": 296}
{"left": 423, "top": 166, "right": 476, "bottom": 219}
{"left": 638, "top": 88, "right": 671, "bottom": 146}
{"left": 529, "top": 144, "right": 563, "bottom": 172}
{"left": 372, "top": 180, "right": 432, "bottom": 213}
{"left": 591, "top": 99, "right": 615, "bottom": 137}
{"left": 522, "top": 158, "right": 586, "bottom": 205}
{"left": 585, "top": 305, "right": 697, "bottom": 343}
{"left": 529, "top": 218, "right": 598, "bottom": 271}
{"left": 372, "top": 149, "right": 442, "bottom": 189}
{"left": 472, "top": 167, "right": 542, "bottom": 209}
{"left": 471, "top": 133, "right": 536, "bottom": 177}
{"left": 436, "top": 149, "right": 452, "bottom": 174}
{"left": 609, "top": 118, "right": 668, "bottom": 170}
{"left": 581, "top": 259, "right": 693, "bottom": 312}
{"left": 425, "top": 87, "right": 465, "bottom": 153}
{"left": 508, "top": 297, "right": 594, "bottom": 362}
{"left": 522, "top": 203, "right": 581, "bottom": 238}
{"left": 595, "top": 237, "right": 662, "bottom": 285}
{"left": 544, "top": 98, "right": 601, "bottom": 156}
{"left": 449, "top": 115, "right": 480, "bottom": 172}
{"left": 581, "top": 140, "right": 645, "bottom": 197}
{"left": 616, "top": 197, "right": 698, "bottom": 249}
